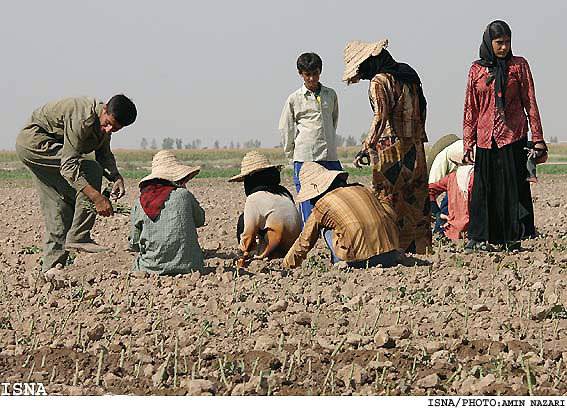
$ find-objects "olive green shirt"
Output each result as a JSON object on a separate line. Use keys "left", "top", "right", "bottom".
{"left": 16, "top": 96, "right": 120, "bottom": 192}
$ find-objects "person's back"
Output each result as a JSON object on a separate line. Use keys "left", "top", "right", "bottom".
{"left": 314, "top": 184, "right": 399, "bottom": 262}
{"left": 27, "top": 97, "right": 100, "bottom": 138}
{"left": 429, "top": 165, "right": 474, "bottom": 241}
{"left": 243, "top": 190, "right": 301, "bottom": 256}
{"left": 428, "top": 139, "right": 464, "bottom": 183}
{"left": 130, "top": 188, "right": 205, "bottom": 275}
{"left": 370, "top": 73, "right": 427, "bottom": 146}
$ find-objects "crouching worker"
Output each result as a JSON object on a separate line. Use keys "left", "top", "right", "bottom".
{"left": 129, "top": 151, "right": 205, "bottom": 275}
{"left": 15, "top": 95, "right": 137, "bottom": 277}
{"left": 429, "top": 164, "right": 474, "bottom": 241}
{"left": 283, "top": 162, "right": 400, "bottom": 269}
{"left": 229, "top": 151, "right": 301, "bottom": 266}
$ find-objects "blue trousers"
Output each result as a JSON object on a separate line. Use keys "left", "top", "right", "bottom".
{"left": 293, "top": 160, "right": 343, "bottom": 226}
{"left": 323, "top": 229, "right": 398, "bottom": 268}
{"left": 433, "top": 195, "right": 449, "bottom": 235}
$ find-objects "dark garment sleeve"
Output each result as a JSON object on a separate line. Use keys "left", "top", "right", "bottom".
{"left": 363, "top": 76, "right": 392, "bottom": 152}
{"left": 518, "top": 58, "right": 544, "bottom": 142}
{"left": 189, "top": 192, "right": 205, "bottom": 228}
{"left": 463, "top": 65, "right": 480, "bottom": 153}
{"left": 95, "top": 135, "right": 120, "bottom": 181}
{"left": 59, "top": 117, "right": 91, "bottom": 192}
{"left": 129, "top": 200, "right": 142, "bottom": 252}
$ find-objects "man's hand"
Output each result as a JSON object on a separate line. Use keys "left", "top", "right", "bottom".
{"left": 83, "top": 184, "right": 114, "bottom": 217}
{"left": 462, "top": 150, "right": 475, "bottom": 165}
{"left": 110, "top": 176, "right": 126, "bottom": 200}
{"left": 353, "top": 150, "right": 370, "bottom": 168}
{"left": 94, "top": 195, "right": 114, "bottom": 217}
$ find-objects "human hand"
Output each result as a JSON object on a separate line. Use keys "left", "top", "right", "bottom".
{"left": 533, "top": 142, "right": 548, "bottom": 164}
{"left": 462, "top": 150, "right": 475, "bottom": 165}
{"left": 353, "top": 150, "right": 370, "bottom": 168}
{"left": 110, "top": 176, "right": 126, "bottom": 200}
{"left": 94, "top": 194, "right": 114, "bottom": 217}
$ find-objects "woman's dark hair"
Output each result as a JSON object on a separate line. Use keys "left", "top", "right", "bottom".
{"left": 107, "top": 94, "right": 137, "bottom": 127}
{"left": 243, "top": 167, "right": 294, "bottom": 202}
{"left": 488, "top": 20, "right": 512, "bottom": 40}
{"left": 244, "top": 167, "right": 280, "bottom": 196}
{"left": 356, "top": 49, "right": 427, "bottom": 121}
{"left": 309, "top": 176, "right": 348, "bottom": 206}
{"left": 358, "top": 55, "right": 381, "bottom": 81}
{"left": 139, "top": 178, "right": 174, "bottom": 190}
{"left": 297, "top": 53, "right": 323, "bottom": 73}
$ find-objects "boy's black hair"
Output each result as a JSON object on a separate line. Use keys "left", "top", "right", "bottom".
{"left": 297, "top": 52, "right": 323, "bottom": 73}
{"left": 106, "top": 94, "right": 137, "bottom": 127}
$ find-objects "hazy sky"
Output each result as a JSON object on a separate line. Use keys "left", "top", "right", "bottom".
{"left": 1, "top": 0, "right": 566, "bottom": 150}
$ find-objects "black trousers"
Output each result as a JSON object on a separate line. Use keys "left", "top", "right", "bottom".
{"left": 468, "top": 138, "right": 535, "bottom": 244}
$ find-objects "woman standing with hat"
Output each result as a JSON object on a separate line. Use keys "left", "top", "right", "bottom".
{"left": 343, "top": 39, "right": 431, "bottom": 254}
{"left": 284, "top": 162, "right": 399, "bottom": 269}
{"left": 129, "top": 150, "right": 205, "bottom": 275}
{"left": 229, "top": 151, "right": 301, "bottom": 264}
{"left": 463, "top": 20, "right": 546, "bottom": 251}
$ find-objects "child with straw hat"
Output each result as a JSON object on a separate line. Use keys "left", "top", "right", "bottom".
{"left": 129, "top": 150, "right": 205, "bottom": 275}
{"left": 229, "top": 151, "right": 301, "bottom": 265}
{"left": 284, "top": 162, "right": 400, "bottom": 269}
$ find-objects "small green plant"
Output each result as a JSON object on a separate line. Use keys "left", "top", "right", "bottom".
{"left": 81, "top": 184, "right": 131, "bottom": 215}
{"left": 20, "top": 245, "right": 41, "bottom": 254}
{"left": 549, "top": 305, "right": 567, "bottom": 319}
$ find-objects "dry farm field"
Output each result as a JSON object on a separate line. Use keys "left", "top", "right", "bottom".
{"left": 0, "top": 147, "right": 566, "bottom": 395}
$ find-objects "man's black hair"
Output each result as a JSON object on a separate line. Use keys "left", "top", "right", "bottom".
{"left": 106, "top": 94, "right": 137, "bottom": 127}
{"left": 297, "top": 52, "right": 323, "bottom": 73}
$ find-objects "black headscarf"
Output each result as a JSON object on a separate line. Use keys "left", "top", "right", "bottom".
{"left": 476, "top": 20, "right": 513, "bottom": 112}
{"left": 243, "top": 167, "right": 294, "bottom": 202}
{"left": 358, "top": 49, "right": 427, "bottom": 120}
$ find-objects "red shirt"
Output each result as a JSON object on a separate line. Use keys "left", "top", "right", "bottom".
{"left": 463, "top": 56, "right": 543, "bottom": 153}
{"left": 429, "top": 171, "right": 474, "bottom": 241}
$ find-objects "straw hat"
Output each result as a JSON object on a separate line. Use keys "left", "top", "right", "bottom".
{"left": 228, "top": 151, "right": 282, "bottom": 182}
{"left": 139, "top": 150, "right": 200, "bottom": 186}
{"left": 342, "top": 38, "right": 389, "bottom": 83}
{"left": 296, "top": 162, "right": 348, "bottom": 202}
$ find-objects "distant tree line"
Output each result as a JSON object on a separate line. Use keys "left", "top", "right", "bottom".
{"left": 335, "top": 133, "right": 365, "bottom": 147}
{"left": 139, "top": 137, "right": 261, "bottom": 150}
{"left": 138, "top": 133, "right": 368, "bottom": 150}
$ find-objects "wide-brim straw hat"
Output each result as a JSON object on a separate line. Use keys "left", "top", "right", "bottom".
{"left": 296, "top": 162, "right": 348, "bottom": 202}
{"left": 139, "top": 150, "right": 200, "bottom": 186}
{"left": 228, "top": 151, "right": 282, "bottom": 182}
{"left": 342, "top": 38, "right": 389, "bottom": 83}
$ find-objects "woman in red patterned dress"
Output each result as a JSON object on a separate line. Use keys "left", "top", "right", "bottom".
{"left": 462, "top": 20, "right": 547, "bottom": 251}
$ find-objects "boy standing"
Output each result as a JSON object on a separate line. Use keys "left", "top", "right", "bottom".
{"left": 279, "top": 52, "right": 342, "bottom": 224}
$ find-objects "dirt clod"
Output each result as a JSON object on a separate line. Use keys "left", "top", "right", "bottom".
{"left": 86, "top": 324, "right": 105, "bottom": 341}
